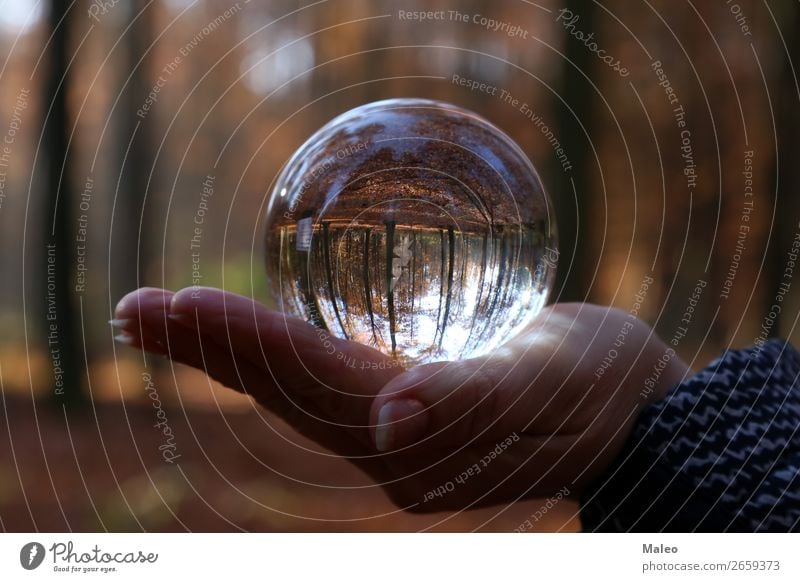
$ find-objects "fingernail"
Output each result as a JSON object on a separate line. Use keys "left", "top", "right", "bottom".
{"left": 375, "top": 399, "right": 428, "bottom": 452}
{"left": 114, "top": 331, "right": 137, "bottom": 346}
{"left": 109, "top": 318, "right": 134, "bottom": 331}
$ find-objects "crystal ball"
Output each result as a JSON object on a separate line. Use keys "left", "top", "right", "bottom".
{"left": 264, "top": 98, "right": 557, "bottom": 366}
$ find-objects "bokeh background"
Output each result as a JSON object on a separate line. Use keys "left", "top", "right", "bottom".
{"left": 1, "top": 0, "right": 798, "bottom": 531}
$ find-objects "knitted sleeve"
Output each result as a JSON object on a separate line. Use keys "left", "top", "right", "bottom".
{"left": 580, "top": 338, "right": 800, "bottom": 532}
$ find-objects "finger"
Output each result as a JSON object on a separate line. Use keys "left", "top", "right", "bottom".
{"left": 369, "top": 357, "right": 524, "bottom": 453}
{"left": 113, "top": 286, "right": 174, "bottom": 334}
{"left": 167, "top": 287, "right": 404, "bottom": 424}
{"left": 368, "top": 308, "right": 583, "bottom": 453}
{"left": 114, "top": 288, "right": 389, "bottom": 455}
{"left": 115, "top": 287, "right": 405, "bottom": 429}
{"left": 113, "top": 287, "right": 272, "bottom": 393}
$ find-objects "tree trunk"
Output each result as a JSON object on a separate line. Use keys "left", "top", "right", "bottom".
{"left": 555, "top": 0, "right": 595, "bottom": 301}
{"left": 43, "top": 0, "right": 82, "bottom": 406}
{"left": 111, "top": 0, "right": 155, "bottom": 301}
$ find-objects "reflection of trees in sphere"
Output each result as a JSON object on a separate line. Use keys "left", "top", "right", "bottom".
{"left": 264, "top": 99, "right": 557, "bottom": 366}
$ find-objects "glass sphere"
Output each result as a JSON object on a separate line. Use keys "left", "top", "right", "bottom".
{"left": 264, "top": 98, "right": 557, "bottom": 366}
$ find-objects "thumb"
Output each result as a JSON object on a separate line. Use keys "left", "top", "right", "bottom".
{"left": 369, "top": 357, "right": 528, "bottom": 452}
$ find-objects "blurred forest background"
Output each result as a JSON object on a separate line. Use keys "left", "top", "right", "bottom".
{"left": 1, "top": 0, "right": 799, "bottom": 531}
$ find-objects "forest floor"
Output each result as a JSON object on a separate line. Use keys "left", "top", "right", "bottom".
{"left": 0, "top": 385, "right": 578, "bottom": 532}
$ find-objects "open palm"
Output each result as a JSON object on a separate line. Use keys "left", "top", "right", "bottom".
{"left": 113, "top": 286, "right": 687, "bottom": 511}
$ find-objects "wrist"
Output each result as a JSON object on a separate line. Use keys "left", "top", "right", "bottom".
{"left": 637, "top": 338, "right": 691, "bottom": 408}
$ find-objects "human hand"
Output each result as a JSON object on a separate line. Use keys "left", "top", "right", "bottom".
{"left": 112, "top": 287, "right": 688, "bottom": 511}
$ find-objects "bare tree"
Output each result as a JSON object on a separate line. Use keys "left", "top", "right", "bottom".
{"left": 555, "top": 0, "right": 595, "bottom": 301}
{"left": 111, "top": 0, "right": 156, "bottom": 301}
{"left": 42, "top": 0, "right": 82, "bottom": 406}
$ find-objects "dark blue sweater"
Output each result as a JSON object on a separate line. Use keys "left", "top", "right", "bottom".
{"left": 581, "top": 339, "right": 800, "bottom": 532}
